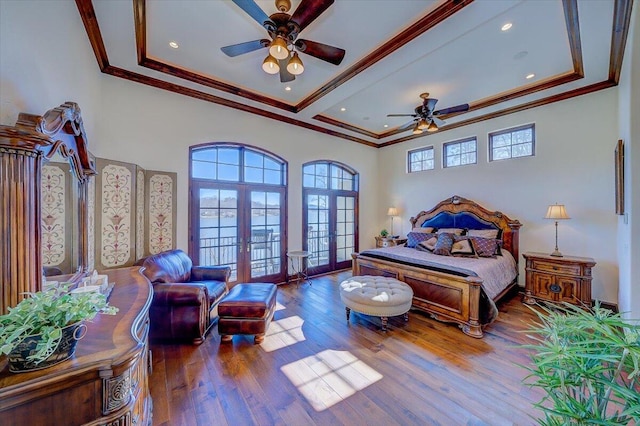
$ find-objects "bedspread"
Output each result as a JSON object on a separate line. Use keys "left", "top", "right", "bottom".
{"left": 359, "top": 245, "right": 517, "bottom": 300}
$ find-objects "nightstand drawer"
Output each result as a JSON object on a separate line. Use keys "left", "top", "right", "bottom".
{"left": 531, "top": 259, "right": 581, "bottom": 276}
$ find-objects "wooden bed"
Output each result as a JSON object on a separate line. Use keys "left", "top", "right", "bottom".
{"left": 352, "top": 195, "right": 522, "bottom": 338}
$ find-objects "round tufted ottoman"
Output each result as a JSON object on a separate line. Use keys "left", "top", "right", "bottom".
{"left": 339, "top": 275, "right": 414, "bottom": 331}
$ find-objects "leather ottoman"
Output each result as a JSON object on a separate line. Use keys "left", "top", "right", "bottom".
{"left": 218, "top": 283, "right": 277, "bottom": 344}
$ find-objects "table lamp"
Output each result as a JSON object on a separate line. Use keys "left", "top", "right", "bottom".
{"left": 545, "top": 203, "right": 570, "bottom": 257}
{"left": 387, "top": 207, "right": 399, "bottom": 237}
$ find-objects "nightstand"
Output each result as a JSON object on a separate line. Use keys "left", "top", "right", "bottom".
{"left": 375, "top": 236, "right": 407, "bottom": 248}
{"left": 523, "top": 252, "right": 596, "bottom": 307}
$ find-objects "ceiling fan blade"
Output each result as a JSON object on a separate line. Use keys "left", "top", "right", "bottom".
{"left": 220, "top": 39, "right": 270, "bottom": 57}
{"left": 387, "top": 113, "right": 417, "bottom": 118}
{"left": 295, "top": 40, "right": 345, "bottom": 65}
{"left": 278, "top": 59, "right": 295, "bottom": 82}
{"left": 433, "top": 103, "right": 470, "bottom": 116}
{"left": 397, "top": 120, "right": 417, "bottom": 132}
{"left": 424, "top": 98, "right": 438, "bottom": 112}
{"left": 290, "top": 0, "right": 335, "bottom": 32}
{"left": 432, "top": 117, "right": 445, "bottom": 127}
{"left": 230, "top": 0, "right": 271, "bottom": 27}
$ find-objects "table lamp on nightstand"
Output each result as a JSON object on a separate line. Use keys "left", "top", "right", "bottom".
{"left": 387, "top": 207, "right": 399, "bottom": 237}
{"left": 545, "top": 203, "right": 570, "bottom": 257}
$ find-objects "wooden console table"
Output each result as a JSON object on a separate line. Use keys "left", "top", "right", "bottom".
{"left": 0, "top": 267, "right": 153, "bottom": 426}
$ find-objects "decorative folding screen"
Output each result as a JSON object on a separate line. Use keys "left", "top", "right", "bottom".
{"left": 93, "top": 158, "right": 176, "bottom": 269}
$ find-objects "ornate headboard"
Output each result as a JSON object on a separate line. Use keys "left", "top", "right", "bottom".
{"left": 410, "top": 195, "right": 522, "bottom": 262}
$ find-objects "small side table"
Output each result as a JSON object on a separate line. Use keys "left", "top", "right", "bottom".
{"left": 375, "top": 236, "right": 407, "bottom": 248}
{"left": 287, "top": 250, "right": 311, "bottom": 286}
{"left": 523, "top": 252, "right": 596, "bottom": 307}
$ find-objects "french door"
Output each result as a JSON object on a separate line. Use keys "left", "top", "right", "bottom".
{"left": 191, "top": 182, "right": 286, "bottom": 284}
{"left": 304, "top": 191, "right": 357, "bottom": 275}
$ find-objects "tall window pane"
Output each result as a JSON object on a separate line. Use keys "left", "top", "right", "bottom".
{"left": 489, "top": 124, "right": 535, "bottom": 161}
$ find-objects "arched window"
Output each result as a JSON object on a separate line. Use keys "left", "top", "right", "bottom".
{"left": 189, "top": 143, "right": 287, "bottom": 284}
{"left": 302, "top": 161, "right": 358, "bottom": 274}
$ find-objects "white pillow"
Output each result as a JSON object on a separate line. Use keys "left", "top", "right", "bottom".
{"left": 467, "top": 229, "right": 500, "bottom": 239}
{"left": 411, "top": 226, "right": 434, "bottom": 233}
{"left": 436, "top": 228, "right": 464, "bottom": 235}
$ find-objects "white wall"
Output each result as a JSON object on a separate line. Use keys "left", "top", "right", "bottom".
{"left": 93, "top": 77, "right": 379, "bottom": 255}
{"left": 0, "top": 0, "right": 102, "bottom": 137}
{"left": 617, "top": 4, "right": 640, "bottom": 319}
{"left": 377, "top": 89, "right": 620, "bottom": 304}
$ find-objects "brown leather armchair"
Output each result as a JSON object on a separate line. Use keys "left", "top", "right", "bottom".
{"left": 135, "top": 249, "right": 230, "bottom": 344}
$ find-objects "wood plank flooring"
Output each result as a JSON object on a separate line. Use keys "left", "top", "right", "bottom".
{"left": 149, "top": 272, "right": 545, "bottom": 425}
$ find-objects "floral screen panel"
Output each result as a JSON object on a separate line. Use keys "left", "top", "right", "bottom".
{"left": 136, "top": 166, "right": 146, "bottom": 260}
{"left": 145, "top": 170, "right": 177, "bottom": 255}
{"left": 41, "top": 162, "right": 73, "bottom": 274}
{"left": 94, "top": 158, "right": 137, "bottom": 269}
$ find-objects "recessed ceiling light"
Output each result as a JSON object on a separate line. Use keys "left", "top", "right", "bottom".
{"left": 383, "top": 124, "right": 389, "bottom": 128}
{"left": 501, "top": 23, "right": 513, "bottom": 32}
{"left": 169, "top": 41, "right": 179, "bottom": 49}
{"left": 340, "top": 107, "right": 346, "bottom": 112}
{"left": 526, "top": 73, "right": 535, "bottom": 79}
{"left": 284, "top": 86, "right": 291, "bottom": 91}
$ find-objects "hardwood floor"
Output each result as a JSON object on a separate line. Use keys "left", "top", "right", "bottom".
{"left": 149, "top": 271, "right": 545, "bottom": 425}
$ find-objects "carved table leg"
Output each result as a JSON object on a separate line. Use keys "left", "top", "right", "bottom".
{"left": 345, "top": 307, "right": 351, "bottom": 322}
{"left": 523, "top": 291, "right": 537, "bottom": 305}
{"left": 381, "top": 316, "right": 388, "bottom": 332}
{"left": 403, "top": 312, "right": 409, "bottom": 322}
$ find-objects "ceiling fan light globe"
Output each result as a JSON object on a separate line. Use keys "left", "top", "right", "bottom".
{"left": 412, "top": 126, "right": 423, "bottom": 135}
{"left": 269, "top": 37, "right": 290, "bottom": 60}
{"left": 417, "top": 118, "right": 429, "bottom": 130}
{"left": 426, "top": 121, "right": 438, "bottom": 132}
{"left": 262, "top": 55, "right": 280, "bottom": 74}
{"left": 286, "top": 52, "right": 304, "bottom": 75}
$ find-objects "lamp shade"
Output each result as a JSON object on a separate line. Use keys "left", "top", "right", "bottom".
{"left": 262, "top": 55, "right": 280, "bottom": 74}
{"left": 426, "top": 121, "right": 438, "bottom": 132}
{"left": 286, "top": 52, "right": 304, "bottom": 75}
{"left": 387, "top": 207, "right": 399, "bottom": 216}
{"left": 269, "top": 37, "right": 289, "bottom": 60}
{"left": 412, "top": 124, "right": 423, "bottom": 135}
{"left": 545, "top": 204, "right": 570, "bottom": 220}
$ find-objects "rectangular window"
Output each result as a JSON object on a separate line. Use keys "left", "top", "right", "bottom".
{"left": 443, "top": 137, "right": 477, "bottom": 168}
{"left": 489, "top": 124, "right": 535, "bottom": 161}
{"left": 408, "top": 146, "right": 435, "bottom": 173}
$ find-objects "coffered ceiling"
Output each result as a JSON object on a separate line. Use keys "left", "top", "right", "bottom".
{"left": 77, "top": 0, "right": 633, "bottom": 147}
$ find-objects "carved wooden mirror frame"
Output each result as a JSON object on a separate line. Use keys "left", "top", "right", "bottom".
{"left": 0, "top": 102, "right": 96, "bottom": 314}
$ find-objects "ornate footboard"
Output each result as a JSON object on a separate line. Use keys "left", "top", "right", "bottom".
{"left": 352, "top": 253, "right": 486, "bottom": 337}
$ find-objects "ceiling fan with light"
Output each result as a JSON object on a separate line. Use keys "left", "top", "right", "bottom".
{"left": 221, "top": 0, "right": 346, "bottom": 82}
{"left": 387, "top": 93, "right": 470, "bottom": 134}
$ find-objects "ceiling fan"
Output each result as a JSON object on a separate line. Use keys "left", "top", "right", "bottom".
{"left": 387, "top": 93, "right": 470, "bottom": 134}
{"left": 220, "top": 0, "right": 346, "bottom": 82}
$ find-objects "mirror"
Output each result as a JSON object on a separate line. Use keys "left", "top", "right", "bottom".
{"left": 41, "top": 151, "right": 81, "bottom": 276}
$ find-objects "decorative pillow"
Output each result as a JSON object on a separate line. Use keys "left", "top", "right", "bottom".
{"left": 466, "top": 228, "right": 502, "bottom": 240}
{"left": 451, "top": 236, "right": 477, "bottom": 258}
{"left": 470, "top": 237, "right": 502, "bottom": 258}
{"left": 406, "top": 232, "right": 436, "bottom": 248}
{"left": 411, "top": 226, "right": 435, "bottom": 233}
{"left": 416, "top": 236, "right": 438, "bottom": 252}
{"left": 436, "top": 227, "right": 465, "bottom": 235}
{"left": 433, "top": 233, "right": 455, "bottom": 256}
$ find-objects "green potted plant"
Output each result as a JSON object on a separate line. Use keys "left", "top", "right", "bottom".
{"left": 0, "top": 285, "right": 118, "bottom": 372}
{"left": 380, "top": 229, "right": 389, "bottom": 237}
{"left": 520, "top": 302, "right": 640, "bottom": 425}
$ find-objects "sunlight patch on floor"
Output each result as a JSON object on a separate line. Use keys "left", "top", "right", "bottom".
{"left": 280, "top": 350, "right": 383, "bottom": 411}
{"left": 260, "top": 315, "right": 305, "bottom": 352}
{"left": 274, "top": 301, "right": 286, "bottom": 312}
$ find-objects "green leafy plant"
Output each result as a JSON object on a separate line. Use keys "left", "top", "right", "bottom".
{"left": 0, "top": 285, "right": 118, "bottom": 364}
{"left": 520, "top": 302, "right": 640, "bottom": 425}
{"left": 380, "top": 229, "right": 389, "bottom": 237}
